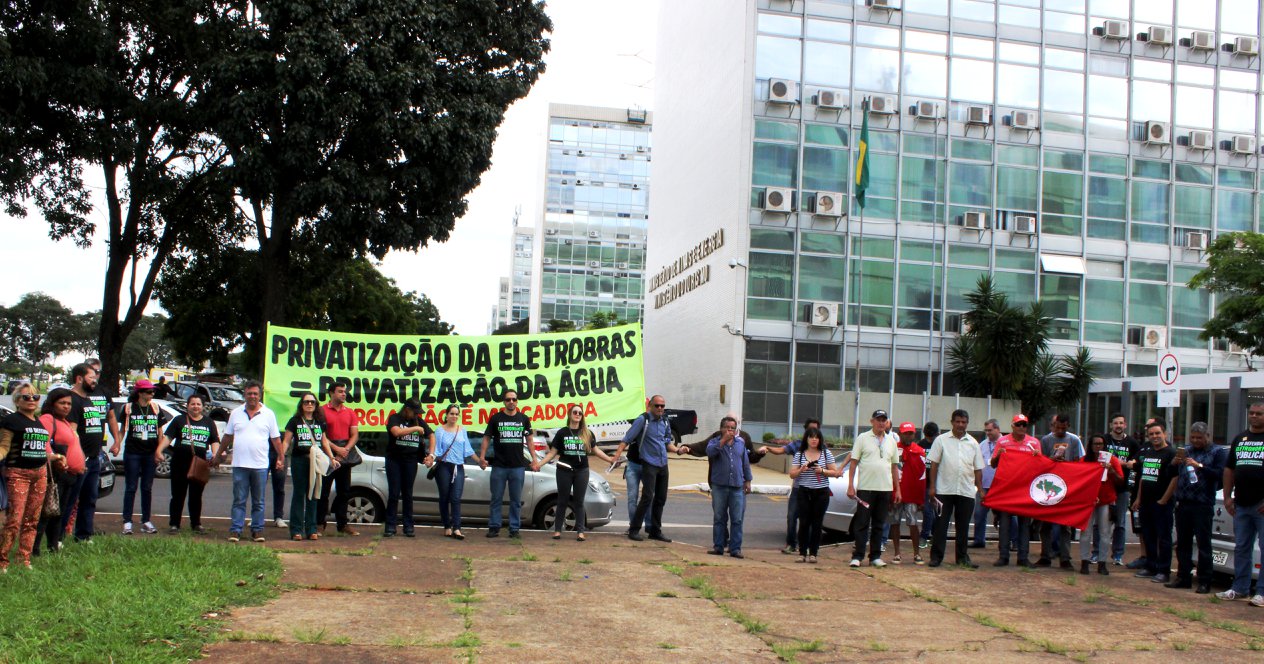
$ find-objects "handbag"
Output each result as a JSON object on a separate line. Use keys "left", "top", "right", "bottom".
{"left": 342, "top": 444, "right": 362, "bottom": 468}
{"left": 188, "top": 453, "right": 212, "bottom": 486}
{"left": 428, "top": 428, "right": 461, "bottom": 481}
{"left": 42, "top": 460, "right": 61, "bottom": 519}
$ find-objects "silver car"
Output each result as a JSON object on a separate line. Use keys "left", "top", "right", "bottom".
{"left": 1211, "top": 489, "right": 1261, "bottom": 580}
{"left": 822, "top": 458, "right": 998, "bottom": 540}
{"left": 341, "top": 430, "right": 616, "bottom": 530}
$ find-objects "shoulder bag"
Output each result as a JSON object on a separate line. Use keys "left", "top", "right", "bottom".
{"left": 428, "top": 428, "right": 460, "bottom": 481}
{"left": 42, "top": 458, "right": 61, "bottom": 519}
{"left": 188, "top": 452, "right": 212, "bottom": 486}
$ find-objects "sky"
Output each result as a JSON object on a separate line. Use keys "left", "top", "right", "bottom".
{"left": 0, "top": 0, "right": 658, "bottom": 336}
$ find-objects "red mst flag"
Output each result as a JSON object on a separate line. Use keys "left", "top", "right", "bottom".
{"left": 983, "top": 452, "right": 1105, "bottom": 530}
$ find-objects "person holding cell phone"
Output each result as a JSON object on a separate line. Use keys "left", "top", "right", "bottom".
{"left": 534, "top": 405, "right": 613, "bottom": 541}
{"left": 1078, "top": 434, "right": 1123, "bottom": 575}
{"left": 1167, "top": 422, "right": 1225, "bottom": 593}
{"left": 789, "top": 427, "right": 838, "bottom": 563}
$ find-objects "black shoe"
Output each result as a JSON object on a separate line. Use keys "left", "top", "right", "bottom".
{"left": 1097, "top": 562, "right": 1109, "bottom": 576}
{"left": 928, "top": 560, "right": 942, "bottom": 568}
{"left": 1080, "top": 561, "right": 1090, "bottom": 575}
{"left": 707, "top": 547, "right": 724, "bottom": 555}
{"left": 1151, "top": 573, "right": 1171, "bottom": 583}
{"left": 1060, "top": 560, "right": 1074, "bottom": 570}
{"left": 1134, "top": 569, "right": 1156, "bottom": 578}
{"left": 968, "top": 543, "right": 985, "bottom": 549}
{"left": 1125, "top": 557, "right": 1147, "bottom": 570}
{"left": 509, "top": 530, "right": 521, "bottom": 539}
{"left": 730, "top": 551, "right": 744, "bottom": 559}
{"left": 993, "top": 559, "right": 1009, "bottom": 567}
{"left": 959, "top": 560, "right": 979, "bottom": 569}
{"left": 627, "top": 531, "right": 644, "bottom": 541}
{"left": 383, "top": 530, "right": 396, "bottom": 538}
{"left": 647, "top": 533, "right": 672, "bottom": 543}
{"left": 1196, "top": 583, "right": 1211, "bottom": 594}
{"left": 404, "top": 531, "right": 415, "bottom": 538}
{"left": 1164, "top": 577, "right": 1192, "bottom": 589}
{"left": 1034, "top": 558, "right": 1052, "bottom": 567}
{"left": 486, "top": 529, "right": 500, "bottom": 538}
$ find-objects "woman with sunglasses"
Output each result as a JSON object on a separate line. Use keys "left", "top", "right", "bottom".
{"left": 431, "top": 404, "right": 479, "bottom": 539}
{"left": 384, "top": 398, "right": 434, "bottom": 538}
{"left": 157, "top": 394, "right": 220, "bottom": 534}
{"left": 113, "top": 378, "right": 171, "bottom": 535}
{"left": 34, "top": 387, "right": 86, "bottom": 555}
{"left": 534, "top": 405, "right": 614, "bottom": 541}
{"left": 0, "top": 383, "right": 65, "bottom": 571}
{"left": 282, "top": 392, "right": 334, "bottom": 540}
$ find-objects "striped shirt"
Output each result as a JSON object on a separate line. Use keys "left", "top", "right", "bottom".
{"left": 792, "top": 449, "right": 836, "bottom": 489}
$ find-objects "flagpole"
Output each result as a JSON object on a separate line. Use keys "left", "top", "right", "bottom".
{"left": 851, "top": 97, "right": 869, "bottom": 439}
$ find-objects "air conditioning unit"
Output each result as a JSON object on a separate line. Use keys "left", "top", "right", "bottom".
{"left": 1234, "top": 36, "right": 1259, "bottom": 56}
{"left": 867, "top": 0, "right": 900, "bottom": 9}
{"left": 812, "top": 191, "right": 845, "bottom": 217}
{"left": 1190, "top": 30, "right": 1216, "bottom": 50}
{"left": 1232, "top": 134, "right": 1257, "bottom": 154}
{"left": 1185, "top": 231, "right": 1209, "bottom": 250}
{"left": 762, "top": 187, "right": 795, "bottom": 213}
{"left": 542, "top": 257, "right": 554, "bottom": 265}
{"left": 914, "top": 100, "right": 941, "bottom": 119}
{"left": 636, "top": 145, "right": 646, "bottom": 153}
{"left": 965, "top": 105, "right": 992, "bottom": 126}
{"left": 1011, "top": 110, "right": 1038, "bottom": 130}
{"left": 869, "top": 95, "right": 897, "bottom": 114}
{"left": 963, "top": 211, "right": 988, "bottom": 230}
{"left": 1142, "top": 326, "right": 1167, "bottom": 349}
{"left": 1147, "top": 26, "right": 1173, "bottom": 46}
{"left": 1188, "top": 130, "right": 1213, "bottom": 150}
{"left": 1102, "top": 20, "right": 1129, "bottom": 40}
{"left": 616, "top": 262, "right": 629, "bottom": 269}
{"left": 588, "top": 230, "right": 600, "bottom": 238}
{"left": 1013, "top": 215, "right": 1037, "bottom": 234}
{"left": 808, "top": 302, "right": 840, "bottom": 327}
{"left": 1144, "top": 120, "right": 1170, "bottom": 145}
{"left": 768, "top": 78, "right": 798, "bottom": 104}
{"left": 815, "top": 88, "right": 846, "bottom": 109}
{"left": 588, "top": 261, "right": 601, "bottom": 268}
{"left": 544, "top": 228, "right": 558, "bottom": 235}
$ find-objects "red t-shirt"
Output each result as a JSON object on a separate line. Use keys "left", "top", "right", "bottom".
{"left": 992, "top": 434, "right": 1040, "bottom": 461}
{"left": 1089, "top": 455, "right": 1124, "bottom": 505}
{"left": 321, "top": 403, "right": 358, "bottom": 441}
{"left": 898, "top": 442, "right": 927, "bottom": 505}
{"left": 40, "top": 414, "right": 86, "bottom": 474}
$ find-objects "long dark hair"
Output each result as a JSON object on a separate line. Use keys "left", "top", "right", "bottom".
{"left": 292, "top": 392, "right": 326, "bottom": 426}
{"left": 803, "top": 427, "right": 826, "bottom": 450}
{"left": 1082, "top": 433, "right": 1107, "bottom": 463}
{"left": 41, "top": 387, "right": 75, "bottom": 418}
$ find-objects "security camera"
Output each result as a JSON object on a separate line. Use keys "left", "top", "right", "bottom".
{"left": 728, "top": 258, "right": 738, "bottom": 268}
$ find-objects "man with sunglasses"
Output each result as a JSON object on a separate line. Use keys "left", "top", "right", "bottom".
{"left": 613, "top": 395, "right": 681, "bottom": 542}
{"left": 480, "top": 390, "right": 534, "bottom": 538}
{"left": 990, "top": 414, "right": 1041, "bottom": 567}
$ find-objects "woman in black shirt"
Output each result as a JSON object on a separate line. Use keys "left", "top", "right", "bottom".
{"left": 0, "top": 382, "right": 63, "bottom": 571}
{"left": 282, "top": 392, "right": 334, "bottom": 541}
{"left": 157, "top": 394, "right": 221, "bottom": 534}
{"left": 385, "top": 399, "right": 434, "bottom": 538}
{"left": 114, "top": 379, "right": 169, "bottom": 535}
{"left": 534, "top": 406, "right": 613, "bottom": 541}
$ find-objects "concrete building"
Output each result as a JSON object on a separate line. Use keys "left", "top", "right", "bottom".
{"left": 490, "top": 212, "right": 536, "bottom": 333}
{"left": 647, "top": 0, "right": 1263, "bottom": 440}
{"left": 531, "top": 103, "right": 652, "bottom": 331}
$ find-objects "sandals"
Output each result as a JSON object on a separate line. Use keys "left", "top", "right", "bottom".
{"left": 307, "top": 534, "right": 320, "bottom": 541}
{"left": 552, "top": 532, "right": 561, "bottom": 540}
{"left": 892, "top": 554, "right": 903, "bottom": 564}
{"left": 444, "top": 529, "right": 453, "bottom": 538}
{"left": 808, "top": 555, "right": 818, "bottom": 564}
{"left": 577, "top": 533, "right": 587, "bottom": 542}
{"left": 452, "top": 531, "right": 465, "bottom": 540}
{"left": 292, "top": 534, "right": 303, "bottom": 541}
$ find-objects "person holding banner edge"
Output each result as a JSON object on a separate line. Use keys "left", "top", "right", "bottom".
{"left": 533, "top": 405, "right": 614, "bottom": 540}
{"left": 480, "top": 390, "right": 534, "bottom": 538}
{"left": 384, "top": 399, "right": 435, "bottom": 538}
{"left": 433, "top": 404, "right": 480, "bottom": 539}
{"left": 281, "top": 392, "right": 334, "bottom": 541}
{"left": 614, "top": 395, "right": 682, "bottom": 543}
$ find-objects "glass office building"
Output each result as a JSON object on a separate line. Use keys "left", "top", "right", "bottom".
{"left": 646, "top": 0, "right": 1262, "bottom": 439}
{"left": 534, "top": 104, "right": 652, "bottom": 330}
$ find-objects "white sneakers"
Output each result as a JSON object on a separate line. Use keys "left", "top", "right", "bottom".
{"left": 1251, "top": 595, "right": 1264, "bottom": 607}
{"left": 122, "top": 522, "right": 133, "bottom": 535}
{"left": 849, "top": 559, "right": 861, "bottom": 568}
{"left": 871, "top": 558, "right": 888, "bottom": 568}
{"left": 275, "top": 518, "right": 288, "bottom": 528}
{"left": 1217, "top": 590, "right": 1244, "bottom": 601}
{"left": 140, "top": 522, "right": 158, "bottom": 534}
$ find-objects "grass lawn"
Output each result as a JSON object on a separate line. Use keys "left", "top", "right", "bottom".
{"left": 0, "top": 535, "right": 281, "bottom": 662}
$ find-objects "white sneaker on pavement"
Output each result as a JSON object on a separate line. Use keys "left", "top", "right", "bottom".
{"left": 1250, "top": 595, "right": 1264, "bottom": 607}
{"left": 141, "top": 521, "right": 158, "bottom": 534}
{"left": 849, "top": 559, "right": 861, "bottom": 568}
{"left": 1217, "top": 590, "right": 1244, "bottom": 601}
{"left": 871, "top": 558, "right": 887, "bottom": 568}
{"left": 122, "top": 522, "right": 133, "bottom": 535}
{"left": 275, "top": 518, "right": 288, "bottom": 528}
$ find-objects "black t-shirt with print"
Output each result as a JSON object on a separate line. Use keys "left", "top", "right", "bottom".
{"left": 70, "top": 388, "right": 112, "bottom": 458}
{"left": 119, "top": 402, "right": 172, "bottom": 455}
{"left": 1105, "top": 434, "right": 1143, "bottom": 492}
{"left": 164, "top": 414, "right": 220, "bottom": 459}
{"left": 1226, "top": 429, "right": 1264, "bottom": 508}
{"left": 386, "top": 413, "right": 431, "bottom": 460}
{"left": 1137, "top": 445, "right": 1178, "bottom": 504}
{"left": 486, "top": 411, "right": 533, "bottom": 468}
{"left": 284, "top": 416, "right": 324, "bottom": 458}
{"left": 2, "top": 412, "right": 50, "bottom": 469}
{"left": 550, "top": 427, "right": 590, "bottom": 470}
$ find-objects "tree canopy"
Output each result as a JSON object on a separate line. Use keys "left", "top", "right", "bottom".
{"left": 0, "top": 293, "right": 75, "bottom": 376}
{"left": 1189, "top": 231, "right": 1264, "bottom": 358}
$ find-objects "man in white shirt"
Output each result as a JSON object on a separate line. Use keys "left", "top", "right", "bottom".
{"left": 927, "top": 409, "right": 986, "bottom": 569}
{"left": 848, "top": 410, "right": 901, "bottom": 568}
{"left": 215, "top": 381, "right": 282, "bottom": 542}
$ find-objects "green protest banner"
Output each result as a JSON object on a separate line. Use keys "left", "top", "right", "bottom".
{"left": 263, "top": 323, "right": 646, "bottom": 431}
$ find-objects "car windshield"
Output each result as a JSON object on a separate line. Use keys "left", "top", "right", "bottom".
{"left": 207, "top": 386, "right": 244, "bottom": 402}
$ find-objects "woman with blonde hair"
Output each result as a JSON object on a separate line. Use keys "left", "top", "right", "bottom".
{"left": 0, "top": 383, "right": 64, "bottom": 570}
{"left": 534, "top": 404, "right": 614, "bottom": 541}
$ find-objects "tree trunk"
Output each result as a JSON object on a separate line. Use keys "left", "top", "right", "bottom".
{"left": 257, "top": 212, "right": 294, "bottom": 375}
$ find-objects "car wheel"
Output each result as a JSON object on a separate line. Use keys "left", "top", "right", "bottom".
{"left": 343, "top": 488, "right": 384, "bottom": 524}
{"left": 154, "top": 450, "right": 173, "bottom": 479}
{"left": 533, "top": 495, "right": 576, "bottom": 531}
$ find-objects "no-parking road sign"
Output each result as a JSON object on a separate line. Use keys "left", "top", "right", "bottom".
{"left": 1157, "top": 353, "right": 1180, "bottom": 408}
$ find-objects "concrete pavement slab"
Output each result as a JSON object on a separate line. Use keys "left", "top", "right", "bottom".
{"left": 222, "top": 588, "right": 466, "bottom": 646}
{"left": 280, "top": 553, "right": 467, "bottom": 594}
{"left": 202, "top": 642, "right": 460, "bottom": 663}
{"left": 473, "top": 645, "right": 781, "bottom": 663}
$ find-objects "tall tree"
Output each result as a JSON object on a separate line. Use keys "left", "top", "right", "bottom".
{"left": 194, "top": 0, "right": 551, "bottom": 334}
{"left": 0, "top": 293, "right": 75, "bottom": 376}
{"left": 0, "top": 0, "right": 238, "bottom": 393}
{"left": 1189, "top": 231, "right": 1264, "bottom": 357}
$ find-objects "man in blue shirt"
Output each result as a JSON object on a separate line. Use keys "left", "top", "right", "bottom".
{"left": 614, "top": 395, "right": 680, "bottom": 542}
{"left": 705, "top": 416, "right": 752, "bottom": 558}
{"left": 1166, "top": 422, "right": 1226, "bottom": 594}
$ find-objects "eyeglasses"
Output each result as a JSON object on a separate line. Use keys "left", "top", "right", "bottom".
{"left": 137, "top": 389, "right": 154, "bottom": 395}
{"left": 1013, "top": 422, "right": 1028, "bottom": 427}
{"left": 570, "top": 410, "right": 582, "bottom": 415}
{"left": 504, "top": 398, "right": 517, "bottom": 403}
{"left": 652, "top": 404, "right": 666, "bottom": 409}
{"left": 17, "top": 394, "right": 40, "bottom": 402}
{"left": 301, "top": 400, "right": 318, "bottom": 405}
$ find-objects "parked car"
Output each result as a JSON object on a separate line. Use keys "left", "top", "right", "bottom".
{"left": 106, "top": 398, "right": 226, "bottom": 478}
{"left": 340, "top": 430, "right": 616, "bottom": 530}
{"left": 1211, "top": 489, "right": 1260, "bottom": 581}
{"left": 586, "top": 408, "right": 699, "bottom": 451}
{"left": 0, "top": 402, "right": 114, "bottom": 498}
{"left": 171, "top": 380, "right": 242, "bottom": 422}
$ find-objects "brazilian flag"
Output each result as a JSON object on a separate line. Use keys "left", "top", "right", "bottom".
{"left": 855, "top": 98, "right": 870, "bottom": 209}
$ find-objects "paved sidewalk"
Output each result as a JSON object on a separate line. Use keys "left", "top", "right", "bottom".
{"left": 204, "top": 530, "right": 1264, "bottom": 662}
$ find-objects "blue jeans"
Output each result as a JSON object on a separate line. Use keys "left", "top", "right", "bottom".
{"left": 122, "top": 452, "right": 156, "bottom": 523}
{"left": 624, "top": 460, "right": 650, "bottom": 529}
{"left": 231, "top": 467, "right": 268, "bottom": 534}
{"left": 63, "top": 455, "right": 93, "bottom": 537}
{"left": 1231, "top": 500, "right": 1264, "bottom": 595}
{"left": 267, "top": 444, "right": 286, "bottom": 520}
{"left": 921, "top": 499, "right": 936, "bottom": 543}
{"left": 435, "top": 463, "right": 465, "bottom": 530}
{"left": 785, "top": 485, "right": 800, "bottom": 547}
{"left": 972, "top": 488, "right": 991, "bottom": 545}
{"left": 488, "top": 466, "right": 525, "bottom": 531}
{"left": 711, "top": 484, "right": 745, "bottom": 552}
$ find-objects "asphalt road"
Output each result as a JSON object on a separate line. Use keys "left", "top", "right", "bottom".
{"left": 94, "top": 470, "right": 825, "bottom": 549}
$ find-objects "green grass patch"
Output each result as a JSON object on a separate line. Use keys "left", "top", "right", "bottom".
{"left": 1163, "top": 606, "right": 1205, "bottom": 621}
{"left": 577, "top": 558, "right": 593, "bottom": 565}
{"left": 868, "top": 641, "right": 889, "bottom": 651}
{"left": 1035, "top": 639, "right": 1067, "bottom": 655}
{"left": 223, "top": 631, "right": 281, "bottom": 643}
{"left": 1172, "top": 641, "right": 1190, "bottom": 651}
{"left": 559, "top": 569, "right": 573, "bottom": 582}
{"left": 661, "top": 563, "right": 684, "bottom": 576}
{"left": 386, "top": 635, "right": 428, "bottom": 648}
{"left": 450, "top": 589, "right": 481, "bottom": 604}
{"left": 1062, "top": 575, "right": 1077, "bottom": 586}
{"left": 450, "top": 631, "right": 482, "bottom": 648}
{"left": 657, "top": 642, "right": 677, "bottom": 650}
{"left": 0, "top": 535, "right": 280, "bottom": 662}
{"left": 294, "top": 627, "right": 329, "bottom": 644}
{"left": 771, "top": 639, "right": 825, "bottom": 662}
{"left": 657, "top": 590, "right": 677, "bottom": 598}
{"left": 1248, "top": 639, "right": 1264, "bottom": 651}
{"left": 683, "top": 576, "right": 716, "bottom": 600}
{"left": 719, "top": 604, "right": 767, "bottom": 634}
{"left": 1083, "top": 593, "right": 1100, "bottom": 604}
{"left": 972, "top": 613, "right": 1018, "bottom": 635}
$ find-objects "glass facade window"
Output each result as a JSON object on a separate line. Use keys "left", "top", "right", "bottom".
{"left": 743, "top": 341, "right": 791, "bottom": 425}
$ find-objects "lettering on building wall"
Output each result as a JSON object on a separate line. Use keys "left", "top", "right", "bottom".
{"left": 649, "top": 229, "right": 724, "bottom": 292}
{"left": 654, "top": 265, "right": 710, "bottom": 309}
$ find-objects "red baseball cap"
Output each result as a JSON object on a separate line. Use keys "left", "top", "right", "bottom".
{"left": 898, "top": 422, "right": 917, "bottom": 434}
{"left": 134, "top": 378, "right": 155, "bottom": 391}
{"left": 1012, "top": 413, "right": 1029, "bottom": 425}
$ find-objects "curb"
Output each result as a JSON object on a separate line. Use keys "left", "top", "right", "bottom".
{"left": 669, "top": 483, "right": 791, "bottom": 495}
